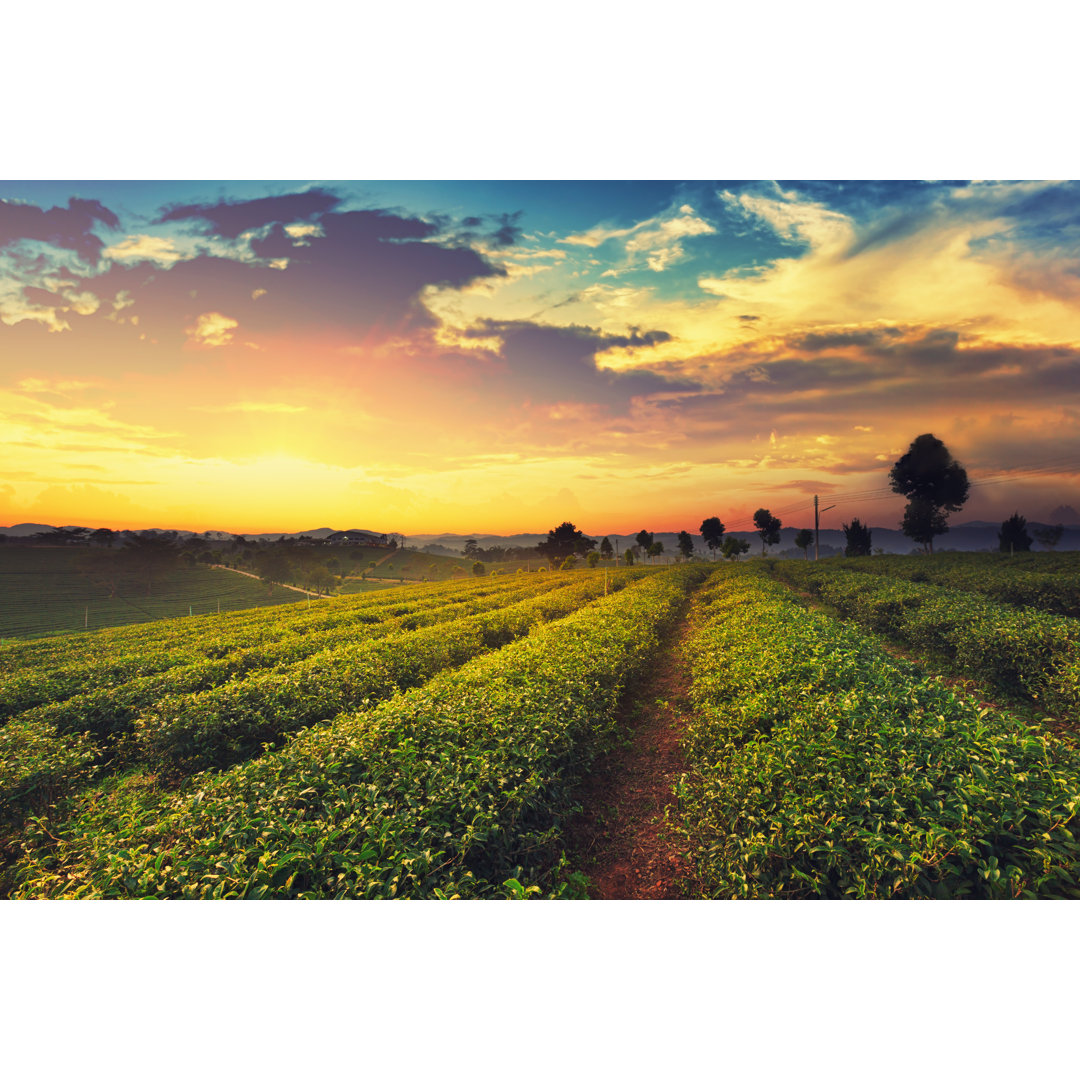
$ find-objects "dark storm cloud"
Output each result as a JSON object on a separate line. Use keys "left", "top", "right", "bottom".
{"left": 155, "top": 188, "right": 342, "bottom": 238}
{"left": 463, "top": 319, "right": 696, "bottom": 409}
{"left": 0, "top": 196, "right": 120, "bottom": 260}
{"left": 76, "top": 206, "right": 505, "bottom": 342}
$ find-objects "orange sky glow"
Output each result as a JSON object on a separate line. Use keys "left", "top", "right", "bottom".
{"left": 2, "top": 180, "right": 1078, "bottom": 536}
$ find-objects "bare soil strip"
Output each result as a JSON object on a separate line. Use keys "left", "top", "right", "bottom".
{"left": 210, "top": 564, "right": 327, "bottom": 598}
{"left": 565, "top": 621, "right": 701, "bottom": 900}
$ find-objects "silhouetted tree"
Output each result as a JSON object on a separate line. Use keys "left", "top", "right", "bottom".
{"left": 753, "top": 508, "right": 782, "bottom": 556}
{"left": 1034, "top": 524, "right": 1064, "bottom": 550}
{"left": 647, "top": 540, "right": 664, "bottom": 561}
{"left": 599, "top": 536, "right": 614, "bottom": 560}
{"left": 843, "top": 518, "right": 873, "bottom": 557}
{"left": 998, "top": 513, "right": 1033, "bottom": 553}
{"left": 538, "top": 522, "right": 596, "bottom": 565}
{"left": 677, "top": 530, "right": 695, "bottom": 560}
{"left": 623, "top": 549, "right": 635, "bottom": 566}
{"left": 635, "top": 529, "right": 653, "bottom": 556}
{"left": 700, "top": 517, "right": 725, "bottom": 558}
{"left": 90, "top": 527, "right": 114, "bottom": 548}
{"left": 723, "top": 536, "right": 750, "bottom": 561}
{"left": 464, "top": 538, "right": 480, "bottom": 559}
{"left": 889, "top": 434, "right": 969, "bottom": 554}
{"left": 123, "top": 532, "right": 180, "bottom": 596}
{"left": 901, "top": 500, "right": 950, "bottom": 556}
{"left": 794, "top": 529, "right": 814, "bottom": 560}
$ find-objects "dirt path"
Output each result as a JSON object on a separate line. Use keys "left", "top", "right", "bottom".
{"left": 565, "top": 621, "right": 700, "bottom": 900}
{"left": 210, "top": 564, "right": 327, "bottom": 599}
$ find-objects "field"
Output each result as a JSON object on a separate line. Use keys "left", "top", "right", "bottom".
{"left": 1, "top": 553, "right": 1078, "bottom": 899}
{"left": 0, "top": 546, "right": 305, "bottom": 641}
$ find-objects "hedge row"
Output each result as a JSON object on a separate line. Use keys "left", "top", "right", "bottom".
{"left": 8, "top": 566, "right": 706, "bottom": 898}
{"left": 677, "top": 567, "right": 1080, "bottom": 898}
{"left": 774, "top": 561, "right": 1080, "bottom": 717}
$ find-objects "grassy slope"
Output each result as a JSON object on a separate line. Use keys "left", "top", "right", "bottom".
{"left": 0, "top": 547, "right": 304, "bottom": 640}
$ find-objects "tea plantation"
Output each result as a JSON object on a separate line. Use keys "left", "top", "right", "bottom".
{"left": 2, "top": 554, "right": 1077, "bottom": 898}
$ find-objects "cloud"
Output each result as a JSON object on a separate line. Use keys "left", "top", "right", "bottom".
{"left": 697, "top": 182, "right": 1080, "bottom": 348}
{"left": 71, "top": 205, "right": 506, "bottom": 345}
{"left": 460, "top": 319, "right": 695, "bottom": 410}
{"left": 155, "top": 188, "right": 342, "bottom": 238}
{"left": 0, "top": 196, "right": 119, "bottom": 261}
{"left": 186, "top": 311, "right": 238, "bottom": 348}
{"left": 102, "top": 234, "right": 183, "bottom": 266}
{"left": 562, "top": 203, "right": 715, "bottom": 273}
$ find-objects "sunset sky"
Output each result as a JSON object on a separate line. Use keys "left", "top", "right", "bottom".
{"left": 2, "top": 179, "right": 1079, "bottom": 536}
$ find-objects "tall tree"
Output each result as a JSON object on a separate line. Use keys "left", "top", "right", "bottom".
{"left": 889, "top": 434, "right": 969, "bottom": 554}
{"left": 998, "top": 513, "right": 1033, "bottom": 553}
{"left": 537, "top": 522, "right": 596, "bottom": 565}
{"left": 647, "top": 540, "right": 664, "bottom": 562}
{"left": 599, "top": 536, "right": 614, "bottom": 560}
{"left": 794, "top": 529, "right": 813, "bottom": 560}
{"left": 463, "top": 538, "right": 480, "bottom": 559}
{"left": 700, "top": 517, "right": 725, "bottom": 558}
{"left": 842, "top": 518, "right": 873, "bottom": 557}
{"left": 753, "top": 508, "right": 782, "bottom": 556}
{"left": 635, "top": 529, "right": 653, "bottom": 555}
{"left": 677, "top": 530, "right": 695, "bottom": 560}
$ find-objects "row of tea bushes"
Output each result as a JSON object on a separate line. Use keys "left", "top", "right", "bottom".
{"left": 677, "top": 567, "right": 1080, "bottom": 898}
{"left": 774, "top": 561, "right": 1080, "bottom": 717}
{"left": 4, "top": 574, "right": 572, "bottom": 731}
{"left": 0, "top": 570, "right": 570, "bottom": 678}
{"left": 0, "top": 574, "right": 625, "bottom": 842}
{"left": 835, "top": 553, "right": 1080, "bottom": 619}
{"left": 7, "top": 566, "right": 707, "bottom": 898}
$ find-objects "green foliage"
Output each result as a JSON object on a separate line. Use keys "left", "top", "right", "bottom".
{"left": 678, "top": 567, "right": 1080, "bottom": 898}
{"left": 8, "top": 567, "right": 704, "bottom": 899}
{"left": 814, "top": 550, "right": 1080, "bottom": 618}
{"left": 472, "top": 560, "right": 486, "bottom": 577}
{"left": 722, "top": 536, "right": 750, "bottom": 561}
{"left": 559, "top": 555, "right": 577, "bottom": 570}
{"left": 772, "top": 560, "right": 1080, "bottom": 715}
{"left": 794, "top": 529, "right": 814, "bottom": 558}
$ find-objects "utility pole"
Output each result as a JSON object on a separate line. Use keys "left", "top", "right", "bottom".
{"left": 814, "top": 495, "right": 836, "bottom": 561}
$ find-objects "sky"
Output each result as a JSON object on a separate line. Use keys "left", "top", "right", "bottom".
{"left": 2, "top": 179, "right": 1079, "bottom": 536}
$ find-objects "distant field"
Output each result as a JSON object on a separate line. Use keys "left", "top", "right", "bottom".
{"left": 0, "top": 546, "right": 305, "bottom": 640}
